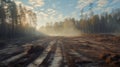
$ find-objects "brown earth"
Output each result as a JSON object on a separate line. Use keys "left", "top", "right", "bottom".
{"left": 0, "top": 34, "right": 120, "bottom": 67}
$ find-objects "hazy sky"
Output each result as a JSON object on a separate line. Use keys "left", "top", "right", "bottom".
{"left": 15, "top": 0, "right": 120, "bottom": 26}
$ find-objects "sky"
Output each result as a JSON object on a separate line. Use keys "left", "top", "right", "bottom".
{"left": 15, "top": 0, "right": 120, "bottom": 27}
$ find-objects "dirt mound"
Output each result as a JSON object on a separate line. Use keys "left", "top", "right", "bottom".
{"left": 99, "top": 53, "right": 120, "bottom": 67}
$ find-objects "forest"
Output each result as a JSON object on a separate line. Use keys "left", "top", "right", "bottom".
{"left": 40, "top": 8, "right": 120, "bottom": 36}
{"left": 1, "top": 0, "right": 120, "bottom": 38}
{"left": 0, "top": 0, "right": 38, "bottom": 39}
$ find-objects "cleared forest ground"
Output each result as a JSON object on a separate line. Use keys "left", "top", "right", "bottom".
{"left": 0, "top": 34, "right": 120, "bottom": 67}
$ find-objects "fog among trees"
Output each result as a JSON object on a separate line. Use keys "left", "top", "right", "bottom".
{"left": 0, "top": 0, "right": 120, "bottom": 37}
{"left": 39, "top": 8, "right": 120, "bottom": 36}
{"left": 0, "top": 0, "right": 38, "bottom": 39}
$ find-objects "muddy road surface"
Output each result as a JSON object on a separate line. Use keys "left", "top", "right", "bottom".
{"left": 0, "top": 36, "right": 120, "bottom": 67}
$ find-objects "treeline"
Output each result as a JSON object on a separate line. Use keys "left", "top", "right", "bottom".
{"left": 40, "top": 18, "right": 81, "bottom": 36}
{"left": 0, "top": 0, "right": 37, "bottom": 39}
{"left": 41, "top": 9, "right": 120, "bottom": 35}
{"left": 77, "top": 9, "right": 120, "bottom": 33}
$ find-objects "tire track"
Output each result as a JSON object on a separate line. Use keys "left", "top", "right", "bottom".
{"left": 39, "top": 40, "right": 57, "bottom": 67}
{"left": 27, "top": 40, "right": 56, "bottom": 67}
{"left": 49, "top": 41, "right": 63, "bottom": 67}
{"left": 1, "top": 39, "right": 51, "bottom": 67}
{"left": 60, "top": 40, "right": 75, "bottom": 67}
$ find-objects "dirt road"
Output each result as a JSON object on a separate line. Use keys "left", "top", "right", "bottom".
{"left": 0, "top": 36, "right": 120, "bottom": 67}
